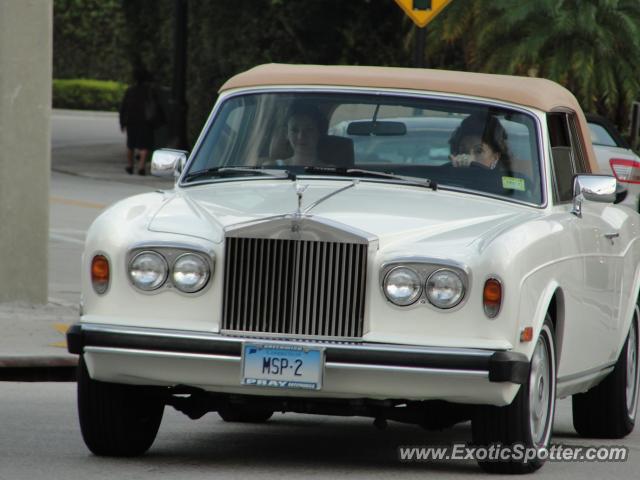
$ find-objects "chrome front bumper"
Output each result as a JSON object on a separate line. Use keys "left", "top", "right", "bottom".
{"left": 67, "top": 323, "right": 528, "bottom": 405}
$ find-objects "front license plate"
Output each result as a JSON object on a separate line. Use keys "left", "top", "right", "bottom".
{"left": 241, "top": 343, "right": 324, "bottom": 390}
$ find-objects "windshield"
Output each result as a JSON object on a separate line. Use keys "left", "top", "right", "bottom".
{"left": 186, "top": 92, "right": 543, "bottom": 204}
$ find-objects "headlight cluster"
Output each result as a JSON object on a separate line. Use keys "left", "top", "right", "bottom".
{"left": 383, "top": 264, "right": 466, "bottom": 309}
{"left": 128, "top": 249, "right": 212, "bottom": 293}
{"left": 129, "top": 252, "right": 168, "bottom": 291}
{"left": 383, "top": 267, "right": 422, "bottom": 306}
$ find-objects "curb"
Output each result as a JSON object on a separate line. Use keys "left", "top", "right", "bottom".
{"left": 52, "top": 108, "right": 118, "bottom": 118}
{"left": 0, "top": 355, "right": 78, "bottom": 382}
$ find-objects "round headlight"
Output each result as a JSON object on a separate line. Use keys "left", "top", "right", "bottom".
{"left": 128, "top": 251, "right": 168, "bottom": 291}
{"left": 172, "top": 253, "right": 210, "bottom": 293}
{"left": 426, "top": 269, "right": 465, "bottom": 309}
{"left": 383, "top": 266, "right": 422, "bottom": 306}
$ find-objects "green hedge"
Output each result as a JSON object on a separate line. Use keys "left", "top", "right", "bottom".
{"left": 52, "top": 79, "right": 127, "bottom": 111}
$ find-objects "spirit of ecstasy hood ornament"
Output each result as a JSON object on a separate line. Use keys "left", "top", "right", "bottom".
{"left": 291, "top": 180, "right": 358, "bottom": 233}
{"left": 293, "top": 180, "right": 359, "bottom": 217}
{"left": 295, "top": 183, "right": 308, "bottom": 216}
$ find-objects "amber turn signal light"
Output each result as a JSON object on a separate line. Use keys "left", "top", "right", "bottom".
{"left": 520, "top": 327, "right": 534, "bottom": 342}
{"left": 91, "top": 255, "right": 110, "bottom": 294}
{"left": 483, "top": 278, "right": 502, "bottom": 318}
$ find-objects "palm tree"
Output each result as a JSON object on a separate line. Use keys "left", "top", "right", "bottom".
{"left": 423, "top": 0, "right": 640, "bottom": 131}
{"left": 422, "top": 0, "right": 484, "bottom": 70}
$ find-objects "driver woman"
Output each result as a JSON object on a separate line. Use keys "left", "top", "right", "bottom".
{"left": 448, "top": 112, "right": 512, "bottom": 171}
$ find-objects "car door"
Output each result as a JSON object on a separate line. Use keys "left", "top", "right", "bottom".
{"left": 548, "top": 112, "right": 621, "bottom": 377}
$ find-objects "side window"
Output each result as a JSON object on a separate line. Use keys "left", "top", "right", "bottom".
{"left": 548, "top": 113, "right": 577, "bottom": 203}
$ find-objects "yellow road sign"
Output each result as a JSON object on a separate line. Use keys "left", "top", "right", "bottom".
{"left": 394, "top": 0, "right": 453, "bottom": 28}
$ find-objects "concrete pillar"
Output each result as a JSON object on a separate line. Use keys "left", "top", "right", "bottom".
{"left": 0, "top": 0, "right": 52, "bottom": 303}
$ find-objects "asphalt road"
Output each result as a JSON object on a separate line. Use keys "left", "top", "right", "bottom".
{"left": 1, "top": 382, "right": 638, "bottom": 479}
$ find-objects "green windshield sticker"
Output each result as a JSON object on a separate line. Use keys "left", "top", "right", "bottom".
{"left": 502, "top": 176, "right": 526, "bottom": 191}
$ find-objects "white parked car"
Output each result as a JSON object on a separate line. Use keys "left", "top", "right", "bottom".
{"left": 587, "top": 113, "right": 640, "bottom": 212}
{"left": 67, "top": 65, "right": 640, "bottom": 473}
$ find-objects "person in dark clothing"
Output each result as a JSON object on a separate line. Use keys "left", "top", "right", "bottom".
{"left": 119, "top": 68, "right": 159, "bottom": 175}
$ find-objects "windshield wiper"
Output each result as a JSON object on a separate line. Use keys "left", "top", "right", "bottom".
{"left": 304, "top": 166, "right": 436, "bottom": 190}
{"left": 183, "top": 166, "right": 296, "bottom": 182}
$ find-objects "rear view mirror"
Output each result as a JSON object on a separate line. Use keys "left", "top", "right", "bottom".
{"left": 346, "top": 121, "right": 407, "bottom": 136}
{"left": 572, "top": 174, "right": 617, "bottom": 217}
{"left": 151, "top": 149, "right": 188, "bottom": 179}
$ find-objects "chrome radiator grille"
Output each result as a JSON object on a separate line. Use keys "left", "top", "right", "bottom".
{"left": 222, "top": 237, "right": 367, "bottom": 338}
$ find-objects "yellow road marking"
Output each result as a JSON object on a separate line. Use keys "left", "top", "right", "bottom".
{"left": 54, "top": 323, "right": 70, "bottom": 335}
{"left": 51, "top": 323, "right": 70, "bottom": 348}
{"left": 50, "top": 196, "right": 107, "bottom": 209}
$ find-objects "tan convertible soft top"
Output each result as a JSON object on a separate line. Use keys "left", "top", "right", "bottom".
{"left": 220, "top": 64, "right": 597, "bottom": 171}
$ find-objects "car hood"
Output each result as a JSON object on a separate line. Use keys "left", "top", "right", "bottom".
{"left": 149, "top": 180, "right": 539, "bottom": 252}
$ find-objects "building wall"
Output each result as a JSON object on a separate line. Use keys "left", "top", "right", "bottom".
{"left": 0, "top": 0, "right": 52, "bottom": 303}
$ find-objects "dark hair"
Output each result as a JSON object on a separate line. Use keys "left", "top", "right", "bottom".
{"left": 449, "top": 112, "right": 512, "bottom": 170}
{"left": 133, "top": 67, "right": 152, "bottom": 85}
{"left": 285, "top": 103, "right": 328, "bottom": 135}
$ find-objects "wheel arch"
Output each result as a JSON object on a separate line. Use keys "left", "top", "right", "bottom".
{"left": 525, "top": 282, "right": 564, "bottom": 365}
{"left": 546, "top": 289, "right": 565, "bottom": 365}
{"left": 614, "top": 263, "right": 640, "bottom": 360}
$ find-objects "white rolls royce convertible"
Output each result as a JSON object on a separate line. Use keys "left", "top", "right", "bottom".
{"left": 67, "top": 64, "right": 639, "bottom": 473}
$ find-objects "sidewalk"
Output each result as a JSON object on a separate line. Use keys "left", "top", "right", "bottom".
{"left": 51, "top": 109, "right": 175, "bottom": 189}
{"left": 0, "top": 110, "right": 175, "bottom": 381}
{"left": 0, "top": 302, "right": 79, "bottom": 381}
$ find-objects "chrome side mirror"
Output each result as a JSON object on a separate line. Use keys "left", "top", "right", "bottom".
{"left": 151, "top": 149, "right": 188, "bottom": 179}
{"left": 572, "top": 174, "right": 617, "bottom": 217}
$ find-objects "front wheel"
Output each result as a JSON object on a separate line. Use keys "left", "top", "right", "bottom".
{"left": 472, "top": 316, "right": 557, "bottom": 474}
{"left": 77, "top": 356, "right": 164, "bottom": 456}
{"left": 572, "top": 313, "right": 638, "bottom": 438}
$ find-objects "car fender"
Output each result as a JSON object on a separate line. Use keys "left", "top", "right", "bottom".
{"left": 516, "top": 279, "right": 562, "bottom": 363}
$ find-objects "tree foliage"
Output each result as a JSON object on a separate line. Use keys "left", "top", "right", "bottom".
{"left": 425, "top": 0, "right": 640, "bottom": 130}
{"left": 119, "top": 0, "right": 173, "bottom": 84}
{"left": 53, "top": 79, "right": 127, "bottom": 111}
{"left": 53, "top": 0, "right": 129, "bottom": 80}
{"left": 54, "top": 0, "right": 640, "bottom": 141}
{"left": 184, "top": 0, "right": 410, "bottom": 140}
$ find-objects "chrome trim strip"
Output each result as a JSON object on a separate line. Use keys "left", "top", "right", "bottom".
{"left": 325, "top": 362, "right": 489, "bottom": 377}
{"left": 85, "top": 346, "right": 240, "bottom": 363}
{"left": 125, "top": 241, "right": 216, "bottom": 255}
{"left": 216, "top": 85, "right": 542, "bottom": 120}
{"left": 85, "top": 346, "right": 490, "bottom": 378}
{"left": 380, "top": 256, "right": 471, "bottom": 275}
{"left": 557, "top": 362, "right": 616, "bottom": 384}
